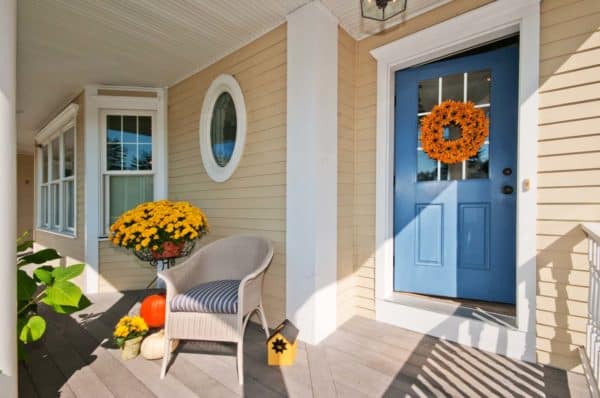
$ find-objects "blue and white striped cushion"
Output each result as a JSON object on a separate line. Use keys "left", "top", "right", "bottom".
{"left": 171, "top": 280, "right": 240, "bottom": 314}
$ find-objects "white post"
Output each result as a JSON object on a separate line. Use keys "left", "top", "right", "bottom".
{"left": 0, "top": 0, "right": 18, "bottom": 396}
{"left": 286, "top": 1, "right": 338, "bottom": 345}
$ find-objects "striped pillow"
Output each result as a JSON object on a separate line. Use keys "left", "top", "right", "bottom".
{"left": 171, "top": 280, "right": 240, "bottom": 314}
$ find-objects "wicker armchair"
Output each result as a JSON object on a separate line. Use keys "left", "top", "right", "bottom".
{"left": 158, "top": 235, "right": 274, "bottom": 384}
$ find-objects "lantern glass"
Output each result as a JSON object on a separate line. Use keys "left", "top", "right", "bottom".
{"left": 360, "top": 0, "right": 407, "bottom": 21}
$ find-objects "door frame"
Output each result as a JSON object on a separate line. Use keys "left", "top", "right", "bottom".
{"left": 371, "top": 0, "right": 540, "bottom": 362}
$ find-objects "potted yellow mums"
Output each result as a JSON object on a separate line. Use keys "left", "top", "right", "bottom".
{"left": 113, "top": 315, "right": 149, "bottom": 360}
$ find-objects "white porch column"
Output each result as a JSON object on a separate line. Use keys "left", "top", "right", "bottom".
{"left": 0, "top": 0, "right": 18, "bottom": 396}
{"left": 286, "top": 1, "right": 338, "bottom": 345}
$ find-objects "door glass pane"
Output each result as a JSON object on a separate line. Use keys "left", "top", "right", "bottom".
{"left": 51, "top": 183, "right": 60, "bottom": 228}
{"left": 108, "top": 175, "right": 153, "bottom": 226}
{"left": 42, "top": 146, "right": 48, "bottom": 183}
{"left": 466, "top": 143, "right": 489, "bottom": 179}
{"left": 40, "top": 186, "right": 48, "bottom": 226}
{"left": 418, "top": 78, "right": 438, "bottom": 113}
{"left": 51, "top": 138, "right": 60, "bottom": 181}
{"left": 64, "top": 181, "right": 75, "bottom": 230}
{"left": 467, "top": 70, "right": 491, "bottom": 105}
{"left": 441, "top": 73, "right": 463, "bottom": 102}
{"left": 417, "top": 151, "right": 437, "bottom": 181}
{"left": 63, "top": 127, "right": 75, "bottom": 177}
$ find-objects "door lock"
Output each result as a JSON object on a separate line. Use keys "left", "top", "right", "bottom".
{"left": 502, "top": 185, "right": 514, "bottom": 195}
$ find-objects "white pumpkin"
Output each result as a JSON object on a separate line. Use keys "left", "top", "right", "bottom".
{"left": 141, "top": 330, "right": 178, "bottom": 360}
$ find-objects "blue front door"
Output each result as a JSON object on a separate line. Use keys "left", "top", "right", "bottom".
{"left": 394, "top": 43, "right": 518, "bottom": 304}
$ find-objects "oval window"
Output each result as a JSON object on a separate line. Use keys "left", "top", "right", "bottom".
{"left": 199, "top": 74, "right": 247, "bottom": 182}
{"left": 210, "top": 92, "right": 237, "bottom": 167}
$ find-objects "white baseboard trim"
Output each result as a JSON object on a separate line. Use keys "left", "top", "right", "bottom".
{"left": 376, "top": 298, "right": 536, "bottom": 363}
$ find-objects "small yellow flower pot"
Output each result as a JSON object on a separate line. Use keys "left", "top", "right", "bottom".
{"left": 121, "top": 336, "right": 143, "bottom": 360}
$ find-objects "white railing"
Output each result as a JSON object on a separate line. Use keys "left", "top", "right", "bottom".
{"left": 582, "top": 223, "right": 600, "bottom": 397}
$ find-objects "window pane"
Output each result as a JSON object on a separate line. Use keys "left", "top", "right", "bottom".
{"left": 210, "top": 92, "right": 237, "bottom": 167}
{"left": 107, "top": 144, "right": 122, "bottom": 170}
{"left": 122, "top": 143, "right": 138, "bottom": 171}
{"left": 51, "top": 138, "right": 60, "bottom": 181}
{"left": 108, "top": 175, "right": 153, "bottom": 226}
{"left": 107, "top": 115, "right": 121, "bottom": 143}
{"left": 138, "top": 144, "right": 152, "bottom": 170}
{"left": 64, "top": 181, "right": 75, "bottom": 230}
{"left": 138, "top": 116, "right": 152, "bottom": 144}
{"left": 418, "top": 78, "right": 438, "bottom": 113}
{"left": 441, "top": 73, "right": 463, "bottom": 102}
{"left": 123, "top": 116, "right": 137, "bottom": 143}
{"left": 467, "top": 69, "right": 491, "bottom": 105}
{"left": 51, "top": 183, "right": 60, "bottom": 228}
{"left": 63, "top": 127, "right": 75, "bottom": 177}
{"left": 42, "top": 145, "right": 48, "bottom": 183}
{"left": 40, "top": 186, "right": 48, "bottom": 227}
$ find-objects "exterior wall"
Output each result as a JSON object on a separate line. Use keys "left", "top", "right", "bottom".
{"left": 17, "top": 154, "right": 34, "bottom": 236}
{"left": 34, "top": 93, "right": 86, "bottom": 289}
{"left": 98, "top": 240, "right": 154, "bottom": 292}
{"left": 536, "top": 0, "right": 600, "bottom": 371}
{"left": 353, "top": 0, "right": 492, "bottom": 320}
{"left": 337, "top": 26, "right": 357, "bottom": 327}
{"left": 167, "top": 25, "right": 286, "bottom": 326}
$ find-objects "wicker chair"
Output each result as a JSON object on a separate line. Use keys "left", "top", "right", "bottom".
{"left": 158, "top": 235, "right": 273, "bottom": 384}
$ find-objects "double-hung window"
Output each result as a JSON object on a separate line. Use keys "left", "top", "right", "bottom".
{"left": 101, "top": 111, "right": 155, "bottom": 234}
{"left": 38, "top": 124, "right": 76, "bottom": 235}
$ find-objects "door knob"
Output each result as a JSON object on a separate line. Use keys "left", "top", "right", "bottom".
{"left": 502, "top": 167, "right": 512, "bottom": 176}
{"left": 502, "top": 185, "right": 514, "bottom": 195}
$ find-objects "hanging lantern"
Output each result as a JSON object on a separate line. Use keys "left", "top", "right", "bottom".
{"left": 360, "top": 0, "right": 407, "bottom": 22}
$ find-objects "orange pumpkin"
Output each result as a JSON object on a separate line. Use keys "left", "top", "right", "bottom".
{"left": 140, "top": 294, "right": 166, "bottom": 328}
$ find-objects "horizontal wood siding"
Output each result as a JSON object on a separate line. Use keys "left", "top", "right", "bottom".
{"left": 536, "top": 0, "right": 600, "bottom": 372}
{"left": 34, "top": 93, "right": 86, "bottom": 290}
{"left": 18, "top": 154, "right": 34, "bottom": 236}
{"left": 352, "top": 0, "right": 492, "bottom": 320}
{"left": 167, "top": 24, "right": 286, "bottom": 326}
{"left": 338, "top": 27, "right": 357, "bottom": 326}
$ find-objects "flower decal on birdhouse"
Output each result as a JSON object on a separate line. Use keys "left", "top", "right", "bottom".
{"left": 272, "top": 338, "right": 287, "bottom": 354}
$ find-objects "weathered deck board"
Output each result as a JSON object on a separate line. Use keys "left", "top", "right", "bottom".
{"left": 19, "top": 291, "right": 590, "bottom": 397}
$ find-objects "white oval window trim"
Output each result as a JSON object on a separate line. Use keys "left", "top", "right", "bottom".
{"left": 199, "top": 74, "right": 247, "bottom": 182}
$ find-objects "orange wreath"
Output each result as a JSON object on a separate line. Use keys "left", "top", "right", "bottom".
{"left": 420, "top": 100, "right": 489, "bottom": 164}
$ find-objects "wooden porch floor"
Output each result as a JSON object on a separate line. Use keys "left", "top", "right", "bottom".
{"left": 19, "top": 291, "right": 589, "bottom": 398}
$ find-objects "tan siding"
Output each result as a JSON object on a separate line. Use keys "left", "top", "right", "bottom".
{"left": 166, "top": 24, "right": 286, "bottom": 326}
{"left": 537, "top": 0, "right": 600, "bottom": 372}
{"left": 17, "top": 154, "right": 34, "bottom": 236}
{"left": 352, "top": 0, "right": 492, "bottom": 320}
{"left": 34, "top": 93, "right": 86, "bottom": 290}
{"left": 337, "top": 27, "right": 357, "bottom": 326}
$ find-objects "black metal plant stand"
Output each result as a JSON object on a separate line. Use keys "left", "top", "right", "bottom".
{"left": 133, "top": 240, "right": 196, "bottom": 288}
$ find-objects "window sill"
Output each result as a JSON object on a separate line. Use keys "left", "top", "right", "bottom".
{"left": 35, "top": 228, "right": 76, "bottom": 239}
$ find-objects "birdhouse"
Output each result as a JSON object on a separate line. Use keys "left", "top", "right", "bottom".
{"left": 267, "top": 319, "right": 299, "bottom": 366}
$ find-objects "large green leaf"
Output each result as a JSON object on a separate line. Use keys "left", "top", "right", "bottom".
{"left": 18, "top": 248, "right": 61, "bottom": 267}
{"left": 52, "top": 264, "right": 85, "bottom": 282}
{"left": 17, "top": 270, "right": 37, "bottom": 301}
{"left": 45, "top": 294, "right": 91, "bottom": 314}
{"left": 33, "top": 266, "right": 54, "bottom": 285}
{"left": 43, "top": 280, "right": 82, "bottom": 307}
{"left": 18, "top": 315, "right": 46, "bottom": 343}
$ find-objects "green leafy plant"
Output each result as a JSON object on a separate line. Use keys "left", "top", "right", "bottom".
{"left": 17, "top": 233, "right": 91, "bottom": 359}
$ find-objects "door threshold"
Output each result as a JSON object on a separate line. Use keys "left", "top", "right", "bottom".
{"left": 388, "top": 292, "right": 517, "bottom": 329}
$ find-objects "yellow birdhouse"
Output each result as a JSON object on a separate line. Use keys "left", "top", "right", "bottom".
{"left": 267, "top": 319, "right": 299, "bottom": 366}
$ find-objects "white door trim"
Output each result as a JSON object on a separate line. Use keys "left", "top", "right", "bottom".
{"left": 371, "top": 0, "right": 540, "bottom": 362}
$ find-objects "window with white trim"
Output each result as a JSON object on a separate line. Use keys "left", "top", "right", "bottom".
{"left": 38, "top": 125, "right": 76, "bottom": 235}
{"left": 101, "top": 111, "right": 155, "bottom": 234}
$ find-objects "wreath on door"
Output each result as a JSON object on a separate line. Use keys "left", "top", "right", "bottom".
{"left": 420, "top": 100, "right": 489, "bottom": 164}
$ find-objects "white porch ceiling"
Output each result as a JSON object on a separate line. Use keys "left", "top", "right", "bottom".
{"left": 17, "top": 0, "right": 448, "bottom": 154}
